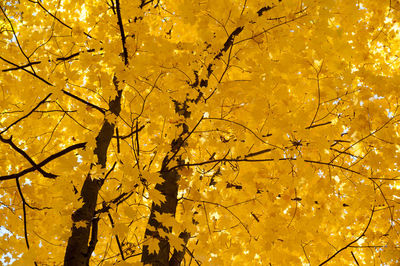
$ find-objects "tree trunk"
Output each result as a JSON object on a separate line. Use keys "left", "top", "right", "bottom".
{"left": 64, "top": 91, "right": 121, "bottom": 266}
{"left": 141, "top": 167, "right": 180, "bottom": 265}
{"left": 142, "top": 101, "right": 192, "bottom": 265}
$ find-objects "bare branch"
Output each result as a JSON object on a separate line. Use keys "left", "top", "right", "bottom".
{"left": 115, "top": 0, "right": 128, "bottom": 65}
{"left": 0, "top": 93, "right": 52, "bottom": 135}
{"left": 2, "top": 61, "right": 41, "bottom": 72}
{"left": 0, "top": 142, "right": 86, "bottom": 181}
{"left": 86, "top": 217, "right": 100, "bottom": 260}
{"left": 319, "top": 205, "right": 375, "bottom": 265}
{"left": 15, "top": 178, "right": 30, "bottom": 249}
{"left": 0, "top": 56, "right": 54, "bottom": 86}
{"left": 0, "top": 135, "right": 56, "bottom": 178}
{"left": 62, "top": 89, "right": 106, "bottom": 114}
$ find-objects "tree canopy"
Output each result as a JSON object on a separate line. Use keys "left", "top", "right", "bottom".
{"left": 1, "top": 0, "right": 400, "bottom": 265}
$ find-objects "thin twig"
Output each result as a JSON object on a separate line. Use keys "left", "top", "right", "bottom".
{"left": 0, "top": 56, "right": 54, "bottom": 86}
{"left": 1, "top": 93, "right": 52, "bottom": 134}
{"left": 163, "top": 115, "right": 204, "bottom": 169}
{"left": 183, "top": 197, "right": 251, "bottom": 236}
{"left": 112, "top": 124, "right": 145, "bottom": 139}
{"left": 351, "top": 251, "right": 360, "bottom": 266}
{"left": 319, "top": 205, "right": 375, "bottom": 265}
{"left": 2, "top": 61, "right": 41, "bottom": 72}
{"left": 107, "top": 212, "right": 126, "bottom": 260}
{"left": 15, "top": 177, "right": 30, "bottom": 249}
{"left": 28, "top": 0, "right": 94, "bottom": 38}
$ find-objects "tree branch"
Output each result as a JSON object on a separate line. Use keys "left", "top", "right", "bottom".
{"left": 214, "top": 26, "right": 244, "bottom": 60}
{"left": 107, "top": 212, "right": 126, "bottom": 261}
{"left": 115, "top": 0, "right": 128, "bottom": 65}
{"left": 16, "top": 177, "right": 30, "bottom": 249}
{"left": 28, "top": 0, "right": 94, "bottom": 39}
{"left": 0, "top": 93, "right": 52, "bottom": 135}
{"left": 62, "top": 89, "right": 106, "bottom": 114}
{"left": 319, "top": 205, "right": 375, "bottom": 265}
{"left": 0, "top": 142, "right": 86, "bottom": 181}
{"left": 163, "top": 115, "right": 204, "bottom": 170}
{"left": 86, "top": 217, "right": 100, "bottom": 261}
{"left": 56, "top": 49, "right": 95, "bottom": 61}
{"left": 0, "top": 55, "right": 54, "bottom": 86}
{"left": 2, "top": 61, "right": 41, "bottom": 72}
{"left": 112, "top": 124, "right": 145, "bottom": 139}
{"left": 0, "top": 135, "right": 56, "bottom": 178}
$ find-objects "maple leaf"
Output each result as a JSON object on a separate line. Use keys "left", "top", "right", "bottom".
{"left": 146, "top": 237, "right": 160, "bottom": 255}
{"left": 148, "top": 188, "right": 166, "bottom": 207}
{"left": 143, "top": 171, "right": 164, "bottom": 185}
{"left": 169, "top": 233, "right": 185, "bottom": 252}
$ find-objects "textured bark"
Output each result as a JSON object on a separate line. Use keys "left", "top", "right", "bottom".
{"left": 64, "top": 91, "right": 121, "bottom": 266}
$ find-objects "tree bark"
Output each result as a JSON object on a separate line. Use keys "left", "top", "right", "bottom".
{"left": 142, "top": 101, "right": 192, "bottom": 265}
{"left": 64, "top": 90, "right": 122, "bottom": 266}
{"left": 141, "top": 167, "right": 180, "bottom": 265}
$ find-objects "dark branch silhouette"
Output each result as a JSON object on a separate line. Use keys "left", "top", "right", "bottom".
{"left": 0, "top": 93, "right": 52, "bottom": 134}
{"left": 62, "top": 89, "right": 106, "bottom": 114}
{"left": 319, "top": 205, "right": 375, "bottom": 265}
{"left": 0, "top": 142, "right": 86, "bottom": 181}
{"left": 0, "top": 135, "right": 56, "bottom": 178}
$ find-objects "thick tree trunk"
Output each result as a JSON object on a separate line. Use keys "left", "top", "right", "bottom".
{"left": 63, "top": 175, "right": 102, "bottom": 266}
{"left": 64, "top": 91, "right": 121, "bottom": 266}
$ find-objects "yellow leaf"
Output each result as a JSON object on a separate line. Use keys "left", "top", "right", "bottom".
{"left": 146, "top": 237, "right": 160, "bottom": 255}
{"left": 148, "top": 188, "right": 166, "bottom": 206}
{"left": 144, "top": 171, "right": 164, "bottom": 185}
{"left": 112, "top": 223, "right": 129, "bottom": 237}
{"left": 169, "top": 234, "right": 184, "bottom": 251}
{"left": 75, "top": 220, "right": 89, "bottom": 229}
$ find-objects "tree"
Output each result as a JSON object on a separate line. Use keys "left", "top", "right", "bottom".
{"left": 1, "top": 0, "right": 400, "bottom": 264}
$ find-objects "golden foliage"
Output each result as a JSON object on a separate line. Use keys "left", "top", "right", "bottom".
{"left": 1, "top": 0, "right": 400, "bottom": 264}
